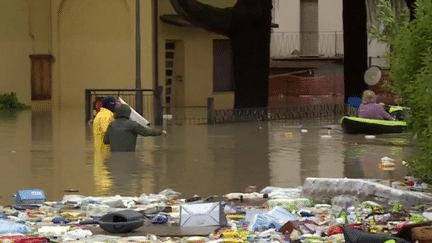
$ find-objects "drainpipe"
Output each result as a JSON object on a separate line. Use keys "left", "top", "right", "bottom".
{"left": 135, "top": 0, "right": 143, "bottom": 115}
{"left": 152, "top": 0, "right": 159, "bottom": 89}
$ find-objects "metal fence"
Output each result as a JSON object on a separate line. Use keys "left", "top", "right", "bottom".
{"left": 345, "top": 104, "right": 359, "bottom": 117}
{"left": 85, "top": 89, "right": 161, "bottom": 125}
{"left": 212, "top": 104, "right": 346, "bottom": 123}
{"left": 163, "top": 106, "right": 208, "bottom": 125}
{"left": 210, "top": 98, "right": 358, "bottom": 124}
{"left": 86, "top": 89, "right": 359, "bottom": 125}
{"left": 270, "top": 31, "right": 344, "bottom": 59}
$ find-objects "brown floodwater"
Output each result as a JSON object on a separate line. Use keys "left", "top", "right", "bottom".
{"left": 0, "top": 108, "right": 416, "bottom": 205}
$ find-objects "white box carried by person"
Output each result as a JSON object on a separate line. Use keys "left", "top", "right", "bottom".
{"left": 118, "top": 97, "right": 150, "bottom": 127}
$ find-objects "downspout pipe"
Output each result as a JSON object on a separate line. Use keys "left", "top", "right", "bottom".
{"left": 135, "top": 0, "right": 143, "bottom": 115}
{"left": 153, "top": 0, "right": 159, "bottom": 89}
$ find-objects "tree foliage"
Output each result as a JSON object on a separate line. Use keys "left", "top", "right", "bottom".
{"left": 389, "top": 0, "right": 432, "bottom": 181}
{"left": 369, "top": 0, "right": 410, "bottom": 48}
{"left": 0, "top": 92, "right": 30, "bottom": 110}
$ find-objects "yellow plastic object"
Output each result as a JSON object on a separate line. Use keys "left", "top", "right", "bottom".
{"left": 221, "top": 230, "right": 239, "bottom": 238}
{"left": 220, "top": 239, "right": 244, "bottom": 243}
{"left": 61, "top": 212, "right": 84, "bottom": 219}
{"left": 226, "top": 215, "right": 246, "bottom": 220}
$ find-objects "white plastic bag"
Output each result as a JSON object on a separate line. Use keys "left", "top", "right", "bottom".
{"left": 159, "top": 188, "right": 182, "bottom": 199}
{"left": 62, "top": 229, "right": 93, "bottom": 241}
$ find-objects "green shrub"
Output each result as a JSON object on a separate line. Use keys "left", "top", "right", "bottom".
{"left": 389, "top": 0, "right": 432, "bottom": 182}
{"left": 369, "top": 0, "right": 409, "bottom": 49}
{"left": 0, "top": 92, "right": 30, "bottom": 110}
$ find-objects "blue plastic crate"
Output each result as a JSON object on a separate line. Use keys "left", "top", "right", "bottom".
{"left": 13, "top": 189, "right": 46, "bottom": 204}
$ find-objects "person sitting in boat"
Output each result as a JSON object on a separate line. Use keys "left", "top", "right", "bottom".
{"left": 359, "top": 90, "right": 396, "bottom": 120}
{"left": 103, "top": 104, "right": 167, "bottom": 152}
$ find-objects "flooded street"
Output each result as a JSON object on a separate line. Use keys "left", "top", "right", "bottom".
{"left": 0, "top": 108, "right": 416, "bottom": 205}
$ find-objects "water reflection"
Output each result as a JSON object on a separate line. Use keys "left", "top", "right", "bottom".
{"left": 0, "top": 110, "right": 31, "bottom": 205}
{"left": 31, "top": 110, "right": 54, "bottom": 204}
{"left": 105, "top": 152, "right": 145, "bottom": 196}
{"left": 93, "top": 149, "right": 112, "bottom": 196}
{"left": 0, "top": 108, "right": 417, "bottom": 205}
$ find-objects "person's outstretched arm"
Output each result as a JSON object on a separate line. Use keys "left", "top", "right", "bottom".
{"left": 379, "top": 106, "right": 396, "bottom": 120}
{"left": 133, "top": 122, "right": 167, "bottom": 137}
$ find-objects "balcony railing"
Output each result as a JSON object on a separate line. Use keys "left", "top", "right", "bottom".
{"left": 270, "top": 31, "right": 344, "bottom": 59}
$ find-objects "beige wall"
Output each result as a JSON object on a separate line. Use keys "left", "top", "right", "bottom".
{"left": 0, "top": 0, "right": 236, "bottom": 109}
{"left": 0, "top": 1, "right": 32, "bottom": 105}
{"left": 53, "top": 0, "right": 153, "bottom": 107}
{"left": 158, "top": 0, "right": 236, "bottom": 111}
{"left": 30, "top": 0, "right": 51, "bottom": 53}
{"left": 214, "top": 92, "right": 235, "bottom": 110}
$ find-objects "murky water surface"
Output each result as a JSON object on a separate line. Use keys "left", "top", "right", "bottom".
{"left": 0, "top": 108, "right": 416, "bottom": 205}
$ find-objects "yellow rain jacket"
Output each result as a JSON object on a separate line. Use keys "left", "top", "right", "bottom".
{"left": 93, "top": 108, "right": 114, "bottom": 151}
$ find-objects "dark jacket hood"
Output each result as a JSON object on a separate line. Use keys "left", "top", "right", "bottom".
{"left": 114, "top": 104, "right": 131, "bottom": 119}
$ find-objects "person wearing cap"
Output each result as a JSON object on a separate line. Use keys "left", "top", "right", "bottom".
{"left": 103, "top": 104, "right": 167, "bottom": 152}
{"left": 93, "top": 97, "right": 117, "bottom": 151}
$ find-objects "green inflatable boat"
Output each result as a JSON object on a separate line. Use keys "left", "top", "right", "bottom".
{"left": 341, "top": 116, "right": 407, "bottom": 135}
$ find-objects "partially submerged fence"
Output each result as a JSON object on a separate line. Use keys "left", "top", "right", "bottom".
{"left": 86, "top": 90, "right": 357, "bottom": 125}
{"left": 211, "top": 102, "right": 348, "bottom": 124}
{"left": 85, "top": 89, "right": 162, "bottom": 125}
{"left": 163, "top": 106, "right": 208, "bottom": 125}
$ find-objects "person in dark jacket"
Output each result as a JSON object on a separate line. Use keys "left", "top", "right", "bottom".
{"left": 103, "top": 104, "right": 167, "bottom": 152}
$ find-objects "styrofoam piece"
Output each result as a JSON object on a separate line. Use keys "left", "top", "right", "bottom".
{"left": 303, "top": 177, "right": 432, "bottom": 207}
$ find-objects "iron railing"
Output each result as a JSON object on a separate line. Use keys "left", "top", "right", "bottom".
{"left": 213, "top": 103, "right": 346, "bottom": 123}
{"left": 85, "top": 88, "right": 163, "bottom": 125}
{"left": 345, "top": 105, "right": 359, "bottom": 117}
{"left": 86, "top": 90, "right": 358, "bottom": 125}
{"left": 270, "top": 31, "right": 344, "bottom": 59}
{"left": 163, "top": 106, "right": 208, "bottom": 125}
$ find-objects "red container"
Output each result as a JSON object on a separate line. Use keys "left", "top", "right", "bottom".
{"left": 0, "top": 236, "right": 49, "bottom": 243}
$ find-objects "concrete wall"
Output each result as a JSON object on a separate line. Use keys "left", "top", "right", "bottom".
{"left": 273, "top": 0, "right": 388, "bottom": 59}
{"left": 318, "top": 0, "right": 343, "bottom": 32}
{"left": 273, "top": 0, "right": 300, "bottom": 33}
{"left": 273, "top": 0, "right": 343, "bottom": 33}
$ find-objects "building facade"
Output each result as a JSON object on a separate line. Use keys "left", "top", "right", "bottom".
{"left": 0, "top": 0, "right": 238, "bottom": 113}
{"left": 0, "top": 0, "right": 389, "bottom": 114}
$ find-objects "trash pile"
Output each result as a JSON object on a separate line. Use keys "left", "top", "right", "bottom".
{"left": 1, "top": 177, "right": 432, "bottom": 242}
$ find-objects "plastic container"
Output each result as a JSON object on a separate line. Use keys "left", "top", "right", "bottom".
{"left": 13, "top": 189, "right": 46, "bottom": 204}
{"left": 266, "top": 198, "right": 311, "bottom": 211}
{"left": 98, "top": 210, "right": 144, "bottom": 233}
